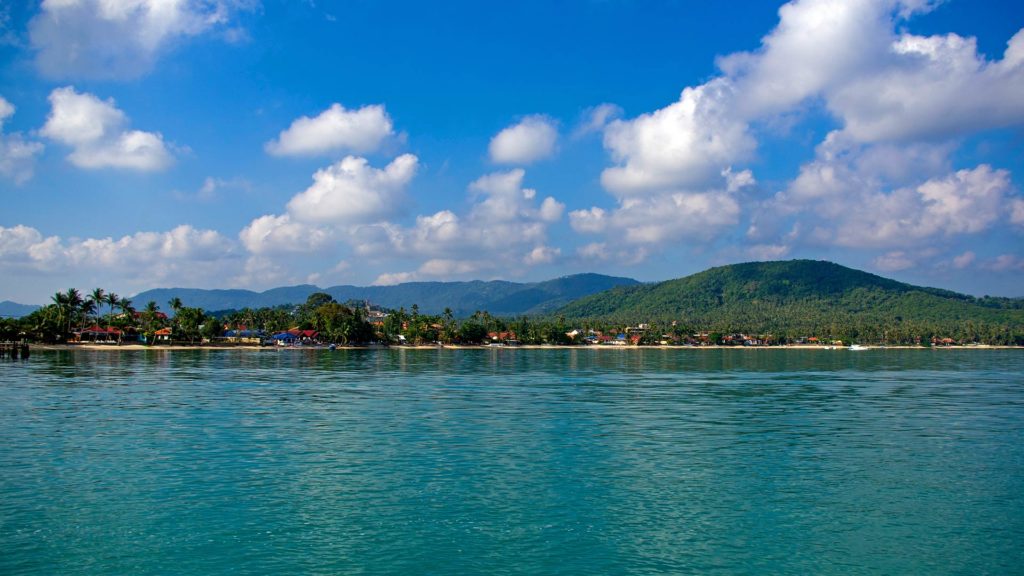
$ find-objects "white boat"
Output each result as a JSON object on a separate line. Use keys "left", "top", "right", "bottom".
{"left": 849, "top": 344, "right": 870, "bottom": 351}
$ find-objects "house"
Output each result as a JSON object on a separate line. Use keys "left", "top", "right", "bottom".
{"left": 222, "top": 329, "right": 265, "bottom": 345}
{"left": 487, "top": 331, "right": 517, "bottom": 345}
{"left": 152, "top": 327, "right": 172, "bottom": 343}
{"left": 74, "top": 325, "right": 122, "bottom": 343}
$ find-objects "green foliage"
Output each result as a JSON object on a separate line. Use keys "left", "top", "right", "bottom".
{"left": 457, "top": 321, "right": 488, "bottom": 344}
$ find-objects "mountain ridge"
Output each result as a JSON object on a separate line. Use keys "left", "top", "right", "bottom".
{"left": 128, "top": 273, "right": 641, "bottom": 317}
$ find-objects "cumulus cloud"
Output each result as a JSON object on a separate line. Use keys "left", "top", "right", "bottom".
{"left": 568, "top": 207, "right": 608, "bottom": 234}
{"left": 236, "top": 154, "right": 422, "bottom": 281}
{"left": 286, "top": 154, "right": 418, "bottom": 224}
{"left": 523, "top": 245, "right": 560, "bottom": 265}
{"left": 828, "top": 30, "right": 1024, "bottom": 143}
{"left": 40, "top": 87, "right": 174, "bottom": 170}
{"left": 239, "top": 214, "right": 333, "bottom": 255}
{"left": 363, "top": 168, "right": 566, "bottom": 281}
{"left": 588, "top": 0, "right": 1024, "bottom": 270}
{"left": 723, "top": 167, "right": 756, "bottom": 193}
{"left": 489, "top": 116, "right": 558, "bottom": 165}
{"left": 0, "top": 96, "right": 45, "bottom": 184}
{"left": 761, "top": 134, "right": 1016, "bottom": 250}
{"left": 29, "top": 0, "right": 257, "bottom": 79}
{"left": 602, "top": 79, "right": 755, "bottom": 194}
{"left": 0, "top": 224, "right": 239, "bottom": 290}
{"left": 265, "top": 103, "right": 396, "bottom": 157}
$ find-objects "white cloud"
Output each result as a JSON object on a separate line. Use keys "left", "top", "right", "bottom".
{"left": 1010, "top": 199, "right": 1024, "bottom": 226}
{"left": 573, "top": 103, "right": 623, "bottom": 138}
{"left": 873, "top": 251, "right": 916, "bottom": 272}
{"left": 828, "top": 30, "right": 1024, "bottom": 143}
{"left": 539, "top": 196, "right": 565, "bottom": 222}
{"left": 601, "top": 79, "right": 755, "bottom": 194}
{"left": 0, "top": 96, "right": 45, "bottom": 184}
{"left": 239, "top": 214, "right": 333, "bottom": 255}
{"left": 286, "top": 154, "right": 418, "bottom": 224}
{"left": 0, "top": 224, "right": 239, "bottom": 289}
{"left": 983, "top": 254, "right": 1024, "bottom": 272}
{"left": 265, "top": 103, "right": 396, "bottom": 157}
{"left": 418, "top": 258, "right": 486, "bottom": 277}
{"left": 747, "top": 244, "right": 791, "bottom": 261}
{"left": 952, "top": 251, "right": 976, "bottom": 269}
{"left": 778, "top": 146, "right": 1014, "bottom": 249}
{"left": 613, "top": 191, "right": 741, "bottom": 245}
{"left": 723, "top": 167, "right": 756, "bottom": 192}
{"left": 489, "top": 116, "right": 558, "bottom": 165}
{"left": 356, "top": 168, "right": 566, "bottom": 280}
{"left": 588, "top": 0, "right": 1024, "bottom": 268}
{"left": 523, "top": 245, "right": 560, "bottom": 265}
{"left": 29, "top": 0, "right": 257, "bottom": 79}
{"left": 571, "top": 182, "right": 741, "bottom": 253}
{"left": 577, "top": 242, "right": 609, "bottom": 261}
{"left": 0, "top": 225, "right": 61, "bottom": 269}
{"left": 373, "top": 271, "right": 419, "bottom": 286}
{"left": 720, "top": 0, "right": 901, "bottom": 117}
{"left": 569, "top": 207, "right": 607, "bottom": 234}
{"left": 40, "top": 86, "right": 173, "bottom": 171}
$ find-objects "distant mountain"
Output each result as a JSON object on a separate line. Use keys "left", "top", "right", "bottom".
{"left": 556, "top": 260, "right": 1024, "bottom": 339}
{"left": 0, "top": 301, "right": 39, "bottom": 318}
{"left": 131, "top": 273, "right": 640, "bottom": 317}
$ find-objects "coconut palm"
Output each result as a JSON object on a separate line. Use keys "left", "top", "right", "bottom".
{"left": 143, "top": 301, "right": 160, "bottom": 332}
{"left": 105, "top": 292, "right": 120, "bottom": 325}
{"left": 50, "top": 291, "right": 69, "bottom": 341}
{"left": 89, "top": 288, "right": 106, "bottom": 323}
{"left": 118, "top": 298, "right": 134, "bottom": 317}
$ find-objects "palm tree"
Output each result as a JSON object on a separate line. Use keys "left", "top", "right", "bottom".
{"left": 50, "top": 291, "right": 69, "bottom": 341}
{"left": 143, "top": 301, "right": 160, "bottom": 332}
{"left": 80, "top": 300, "right": 96, "bottom": 326}
{"left": 89, "top": 288, "right": 106, "bottom": 323}
{"left": 168, "top": 297, "right": 183, "bottom": 315}
{"left": 105, "top": 292, "right": 119, "bottom": 325}
{"left": 118, "top": 298, "right": 134, "bottom": 317}
{"left": 65, "top": 288, "right": 83, "bottom": 325}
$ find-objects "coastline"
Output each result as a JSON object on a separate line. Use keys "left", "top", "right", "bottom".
{"left": 28, "top": 343, "right": 1023, "bottom": 352}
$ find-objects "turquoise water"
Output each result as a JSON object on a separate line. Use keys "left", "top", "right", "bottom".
{"left": 2, "top": 349, "right": 1023, "bottom": 575}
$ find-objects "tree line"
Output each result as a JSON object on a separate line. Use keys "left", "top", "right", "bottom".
{"left": 2, "top": 287, "right": 1022, "bottom": 346}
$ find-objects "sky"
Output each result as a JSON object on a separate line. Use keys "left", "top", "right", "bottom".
{"left": 1, "top": 0, "right": 1023, "bottom": 304}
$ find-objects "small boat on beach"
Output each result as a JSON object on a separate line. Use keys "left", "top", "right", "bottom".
{"left": 849, "top": 344, "right": 870, "bottom": 351}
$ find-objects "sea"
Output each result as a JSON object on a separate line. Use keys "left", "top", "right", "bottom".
{"left": 2, "top": 348, "right": 1022, "bottom": 575}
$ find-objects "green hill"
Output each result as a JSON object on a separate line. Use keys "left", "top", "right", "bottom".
{"left": 556, "top": 260, "right": 1024, "bottom": 344}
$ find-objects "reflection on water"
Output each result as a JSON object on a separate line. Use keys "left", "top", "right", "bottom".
{"left": 2, "top": 349, "right": 1023, "bottom": 575}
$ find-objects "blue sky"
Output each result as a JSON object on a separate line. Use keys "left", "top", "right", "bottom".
{"left": 1, "top": 0, "right": 1023, "bottom": 304}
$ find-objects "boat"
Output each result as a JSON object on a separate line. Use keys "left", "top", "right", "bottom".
{"left": 849, "top": 344, "right": 870, "bottom": 351}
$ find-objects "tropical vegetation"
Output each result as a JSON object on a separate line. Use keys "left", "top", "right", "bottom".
{"left": 2, "top": 261, "right": 1022, "bottom": 347}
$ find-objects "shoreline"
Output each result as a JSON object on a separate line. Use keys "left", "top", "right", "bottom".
{"left": 26, "top": 343, "right": 1023, "bottom": 352}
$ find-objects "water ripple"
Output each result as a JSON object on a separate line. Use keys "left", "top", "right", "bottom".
{"left": 1, "top": 349, "right": 1022, "bottom": 575}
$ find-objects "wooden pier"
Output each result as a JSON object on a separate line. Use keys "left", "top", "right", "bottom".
{"left": 1, "top": 342, "right": 30, "bottom": 360}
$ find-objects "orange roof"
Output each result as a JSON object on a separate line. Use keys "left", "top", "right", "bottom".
{"left": 154, "top": 328, "right": 172, "bottom": 335}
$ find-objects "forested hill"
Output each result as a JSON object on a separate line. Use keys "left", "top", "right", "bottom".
{"left": 131, "top": 273, "right": 639, "bottom": 317}
{"left": 556, "top": 260, "right": 1024, "bottom": 343}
